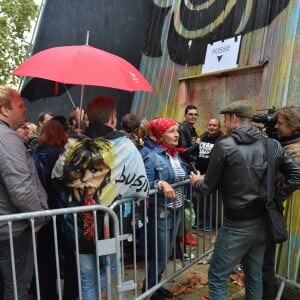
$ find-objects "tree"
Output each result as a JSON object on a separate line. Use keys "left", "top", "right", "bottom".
{"left": 0, "top": 0, "right": 38, "bottom": 86}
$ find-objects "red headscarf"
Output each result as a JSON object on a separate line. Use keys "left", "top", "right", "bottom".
{"left": 147, "top": 117, "right": 186, "bottom": 156}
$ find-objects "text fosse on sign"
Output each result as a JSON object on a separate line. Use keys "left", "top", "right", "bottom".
{"left": 202, "top": 35, "right": 241, "bottom": 74}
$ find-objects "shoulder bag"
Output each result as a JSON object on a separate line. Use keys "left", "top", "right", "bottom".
{"left": 265, "top": 138, "right": 288, "bottom": 243}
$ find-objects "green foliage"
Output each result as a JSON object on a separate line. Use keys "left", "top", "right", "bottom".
{"left": 0, "top": 0, "right": 38, "bottom": 86}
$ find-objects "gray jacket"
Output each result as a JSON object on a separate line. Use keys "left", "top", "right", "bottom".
{"left": 194, "top": 125, "right": 300, "bottom": 224}
{"left": 0, "top": 121, "right": 48, "bottom": 240}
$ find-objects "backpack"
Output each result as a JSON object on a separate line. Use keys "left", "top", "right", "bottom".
{"left": 32, "top": 147, "right": 63, "bottom": 209}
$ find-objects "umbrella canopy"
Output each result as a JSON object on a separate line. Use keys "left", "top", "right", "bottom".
{"left": 21, "top": 78, "right": 73, "bottom": 102}
{"left": 12, "top": 44, "right": 153, "bottom": 93}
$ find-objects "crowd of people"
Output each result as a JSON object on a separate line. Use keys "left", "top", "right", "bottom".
{"left": 0, "top": 85, "right": 300, "bottom": 300}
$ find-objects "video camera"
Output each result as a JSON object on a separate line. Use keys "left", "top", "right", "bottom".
{"left": 252, "top": 107, "right": 278, "bottom": 139}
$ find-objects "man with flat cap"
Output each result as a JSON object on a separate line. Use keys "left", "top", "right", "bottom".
{"left": 190, "top": 100, "right": 300, "bottom": 300}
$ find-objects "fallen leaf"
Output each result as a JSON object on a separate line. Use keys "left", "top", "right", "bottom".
{"left": 183, "top": 287, "right": 193, "bottom": 294}
{"left": 197, "top": 258, "right": 209, "bottom": 265}
{"left": 198, "top": 272, "right": 208, "bottom": 285}
{"left": 230, "top": 274, "right": 238, "bottom": 279}
{"left": 173, "top": 285, "right": 186, "bottom": 295}
{"left": 170, "top": 269, "right": 209, "bottom": 296}
{"left": 230, "top": 273, "right": 245, "bottom": 287}
{"left": 137, "top": 280, "right": 143, "bottom": 289}
{"left": 194, "top": 284, "right": 205, "bottom": 289}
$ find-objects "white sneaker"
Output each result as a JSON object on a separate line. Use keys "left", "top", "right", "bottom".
{"left": 183, "top": 253, "right": 195, "bottom": 261}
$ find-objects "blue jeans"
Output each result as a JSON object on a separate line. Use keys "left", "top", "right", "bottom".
{"left": 144, "top": 205, "right": 182, "bottom": 289}
{"left": 208, "top": 220, "right": 266, "bottom": 300}
{"left": 79, "top": 254, "right": 116, "bottom": 300}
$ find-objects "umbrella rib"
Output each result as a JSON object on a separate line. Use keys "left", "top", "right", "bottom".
{"left": 64, "top": 84, "right": 76, "bottom": 108}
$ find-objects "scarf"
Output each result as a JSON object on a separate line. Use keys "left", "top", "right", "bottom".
{"left": 79, "top": 191, "right": 96, "bottom": 241}
{"left": 160, "top": 142, "right": 186, "bottom": 157}
{"left": 148, "top": 117, "right": 186, "bottom": 157}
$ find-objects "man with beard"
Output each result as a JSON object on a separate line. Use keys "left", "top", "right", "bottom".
{"left": 195, "top": 118, "right": 223, "bottom": 231}
{"left": 178, "top": 105, "right": 201, "bottom": 171}
{"left": 262, "top": 106, "right": 300, "bottom": 300}
{"left": 197, "top": 118, "right": 223, "bottom": 175}
{"left": 178, "top": 105, "right": 201, "bottom": 237}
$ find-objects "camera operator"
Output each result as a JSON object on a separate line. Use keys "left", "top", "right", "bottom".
{"left": 274, "top": 106, "right": 300, "bottom": 164}
{"left": 262, "top": 106, "right": 300, "bottom": 300}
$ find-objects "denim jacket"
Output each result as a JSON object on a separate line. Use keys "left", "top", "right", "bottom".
{"left": 143, "top": 145, "right": 188, "bottom": 205}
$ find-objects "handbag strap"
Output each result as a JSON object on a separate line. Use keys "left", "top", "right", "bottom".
{"left": 266, "top": 138, "right": 275, "bottom": 204}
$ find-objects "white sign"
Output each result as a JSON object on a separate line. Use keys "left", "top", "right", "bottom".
{"left": 202, "top": 35, "right": 241, "bottom": 74}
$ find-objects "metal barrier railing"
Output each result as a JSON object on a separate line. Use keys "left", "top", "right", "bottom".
{"left": 0, "top": 180, "right": 217, "bottom": 300}
{"left": 275, "top": 190, "right": 300, "bottom": 299}
{"left": 3, "top": 182, "right": 299, "bottom": 299}
{"left": 0, "top": 205, "right": 123, "bottom": 300}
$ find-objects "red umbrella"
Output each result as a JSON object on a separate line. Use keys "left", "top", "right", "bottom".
{"left": 12, "top": 44, "right": 153, "bottom": 93}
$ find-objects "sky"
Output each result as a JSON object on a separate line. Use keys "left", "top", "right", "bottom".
{"left": 26, "top": 0, "right": 43, "bottom": 42}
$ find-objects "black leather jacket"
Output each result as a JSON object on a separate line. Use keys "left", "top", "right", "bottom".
{"left": 178, "top": 121, "right": 199, "bottom": 169}
{"left": 194, "top": 125, "right": 300, "bottom": 223}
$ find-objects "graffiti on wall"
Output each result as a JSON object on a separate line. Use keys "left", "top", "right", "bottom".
{"left": 144, "top": 0, "right": 290, "bottom": 66}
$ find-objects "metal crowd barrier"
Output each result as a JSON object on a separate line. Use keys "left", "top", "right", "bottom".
{"left": 0, "top": 180, "right": 218, "bottom": 300}
{"left": 7, "top": 182, "right": 300, "bottom": 299}
{"left": 275, "top": 190, "right": 300, "bottom": 299}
